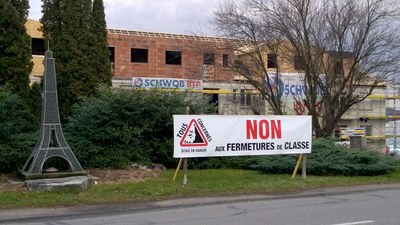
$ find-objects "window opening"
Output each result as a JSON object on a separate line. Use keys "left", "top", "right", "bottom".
{"left": 223, "top": 54, "right": 229, "bottom": 67}
{"left": 334, "top": 61, "right": 343, "bottom": 76}
{"left": 294, "top": 55, "right": 304, "bottom": 70}
{"left": 267, "top": 54, "right": 277, "bottom": 68}
{"left": 232, "top": 89, "right": 238, "bottom": 103}
{"left": 131, "top": 48, "right": 148, "bottom": 63}
{"left": 165, "top": 50, "right": 182, "bottom": 65}
{"left": 204, "top": 53, "right": 215, "bottom": 65}
{"left": 31, "top": 38, "right": 45, "bottom": 55}
{"left": 240, "top": 89, "right": 251, "bottom": 106}
{"left": 108, "top": 47, "right": 115, "bottom": 63}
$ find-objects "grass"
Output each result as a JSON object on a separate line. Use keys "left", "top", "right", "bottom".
{"left": 1, "top": 168, "right": 400, "bottom": 209}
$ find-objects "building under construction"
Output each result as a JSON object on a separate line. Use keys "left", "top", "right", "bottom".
{"left": 25, "top": 19, "right": 399, "bottom": 153}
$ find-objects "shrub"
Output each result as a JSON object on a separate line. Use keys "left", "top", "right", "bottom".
{"left": 0, "top": 132, "right": 38, "bottom": 173}
{"left": 66, "top": 87, "right": 216, "bottom": 168}
{"left": 249, "top": 138, "right": 397, "bottom": 176}
{"left": 0, "top": 87, "right": 39, "bottom": 173}
{"left": 0, "top": 87, "right": 31, "bottom": 140}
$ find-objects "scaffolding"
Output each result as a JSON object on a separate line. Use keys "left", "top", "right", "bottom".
{"left": 332, "top": 85, "right": 400, "bottom": 152}
{"left": 385, "top": 85, "right": 400, "bottom": 154}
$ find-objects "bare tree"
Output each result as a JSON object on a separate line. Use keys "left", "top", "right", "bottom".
{"left": 213, "top": 0, "right": 400, "bottom": 137}
{"left": 213, "top": 0, "right": 288, "bottom": 115}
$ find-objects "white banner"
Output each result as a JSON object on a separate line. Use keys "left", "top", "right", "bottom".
{"left": 173, "top": 115, "right": 312, "bottom": 158}
{"left": 266, "top": 73, "right": 324, "bottom": 115}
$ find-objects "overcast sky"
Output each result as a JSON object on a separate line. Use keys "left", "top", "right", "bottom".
{"left": 28, "top": 0, "right": 220, "bottom": 35}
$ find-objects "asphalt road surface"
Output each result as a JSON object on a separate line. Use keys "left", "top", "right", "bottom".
{"left": 1, "top": 187, "right": 400, "bottom": 225}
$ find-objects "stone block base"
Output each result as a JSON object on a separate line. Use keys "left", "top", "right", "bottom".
{"left": 25, "top": 176, "right": 92, "bottom": 192}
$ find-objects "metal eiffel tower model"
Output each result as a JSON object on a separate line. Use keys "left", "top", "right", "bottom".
{"left": 21, "top": 50, "right": 86, "bottom": 179}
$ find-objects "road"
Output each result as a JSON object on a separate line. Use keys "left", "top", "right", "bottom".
{"left": 1, "top": 187, "right": 400, "bottom": 225}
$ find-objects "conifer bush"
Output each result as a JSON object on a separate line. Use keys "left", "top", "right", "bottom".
{"left": 248, "top": 138, "right": 397, "bottom": 176}
{"left": 0, "top": 87, "right": 38, "bottom": 172}
{"left": 66, "top": 87, "right": 216, "bottom": 168}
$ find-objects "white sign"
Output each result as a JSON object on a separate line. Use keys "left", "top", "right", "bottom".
{"left": 340, "top": 128, "right": 365, "bottom": 139}
{"left": 173, "top": 115, "right": 312, "bottom": 158}
{"left": 132, "top": 77, "right": 202, "bottom": 91}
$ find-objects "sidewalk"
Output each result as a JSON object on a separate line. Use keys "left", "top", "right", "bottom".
{"left": 1, "top": 182, "right": 400, "bottom": 222}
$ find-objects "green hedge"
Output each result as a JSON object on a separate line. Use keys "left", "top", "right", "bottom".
{"left": 0, "top": 86, "right": 214, "bottom": 172}
{"left": 189, "top": 138, "right": 397, "bottom": 176}
{"left": 0, "top": 133, "right": 38, "bottom": 173}
{"left": 66, "top": 87, "right": 216, "bottom": 169}
{"left": 0, "top": 86, "right": 40, "bottom": 173}
{"left": 306, "top": 138, "right": 396, "bottom": 176}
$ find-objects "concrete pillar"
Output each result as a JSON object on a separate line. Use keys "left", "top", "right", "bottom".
{"left": 350, "top": 136, "right": 362, "bottom": 150}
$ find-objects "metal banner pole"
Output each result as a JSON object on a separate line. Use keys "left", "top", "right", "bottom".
{"left": 302, "top": 154, "right": 307, "bottom": 179}
{"left": 182, "top": 158, "right": 188, "bottom": 186}
{"left": 182, "top": 106, "right": 190, "bottom": 186}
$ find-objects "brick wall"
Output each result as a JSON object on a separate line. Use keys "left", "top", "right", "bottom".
{"left": 107, "top": 31, "right": 236, "bottom": 82}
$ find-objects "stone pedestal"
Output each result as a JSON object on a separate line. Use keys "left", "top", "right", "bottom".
{"left": 25, "top": 176, "right": 93, "bottom": 192}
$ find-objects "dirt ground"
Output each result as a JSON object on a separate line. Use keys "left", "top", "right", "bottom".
{"left": 0, "top": 166, "right": 164, "bottom": 192}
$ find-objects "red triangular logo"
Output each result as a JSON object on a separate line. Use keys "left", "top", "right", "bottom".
{"left": 180, "top": 119, "right": 208, "bottom": 147}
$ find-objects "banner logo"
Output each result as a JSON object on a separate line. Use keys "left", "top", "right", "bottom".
{"left": 179, "top": 119, "right": 208, "bottom": 147}
{"left": 265, "top": 77, "right": 285, "bottom": 97}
